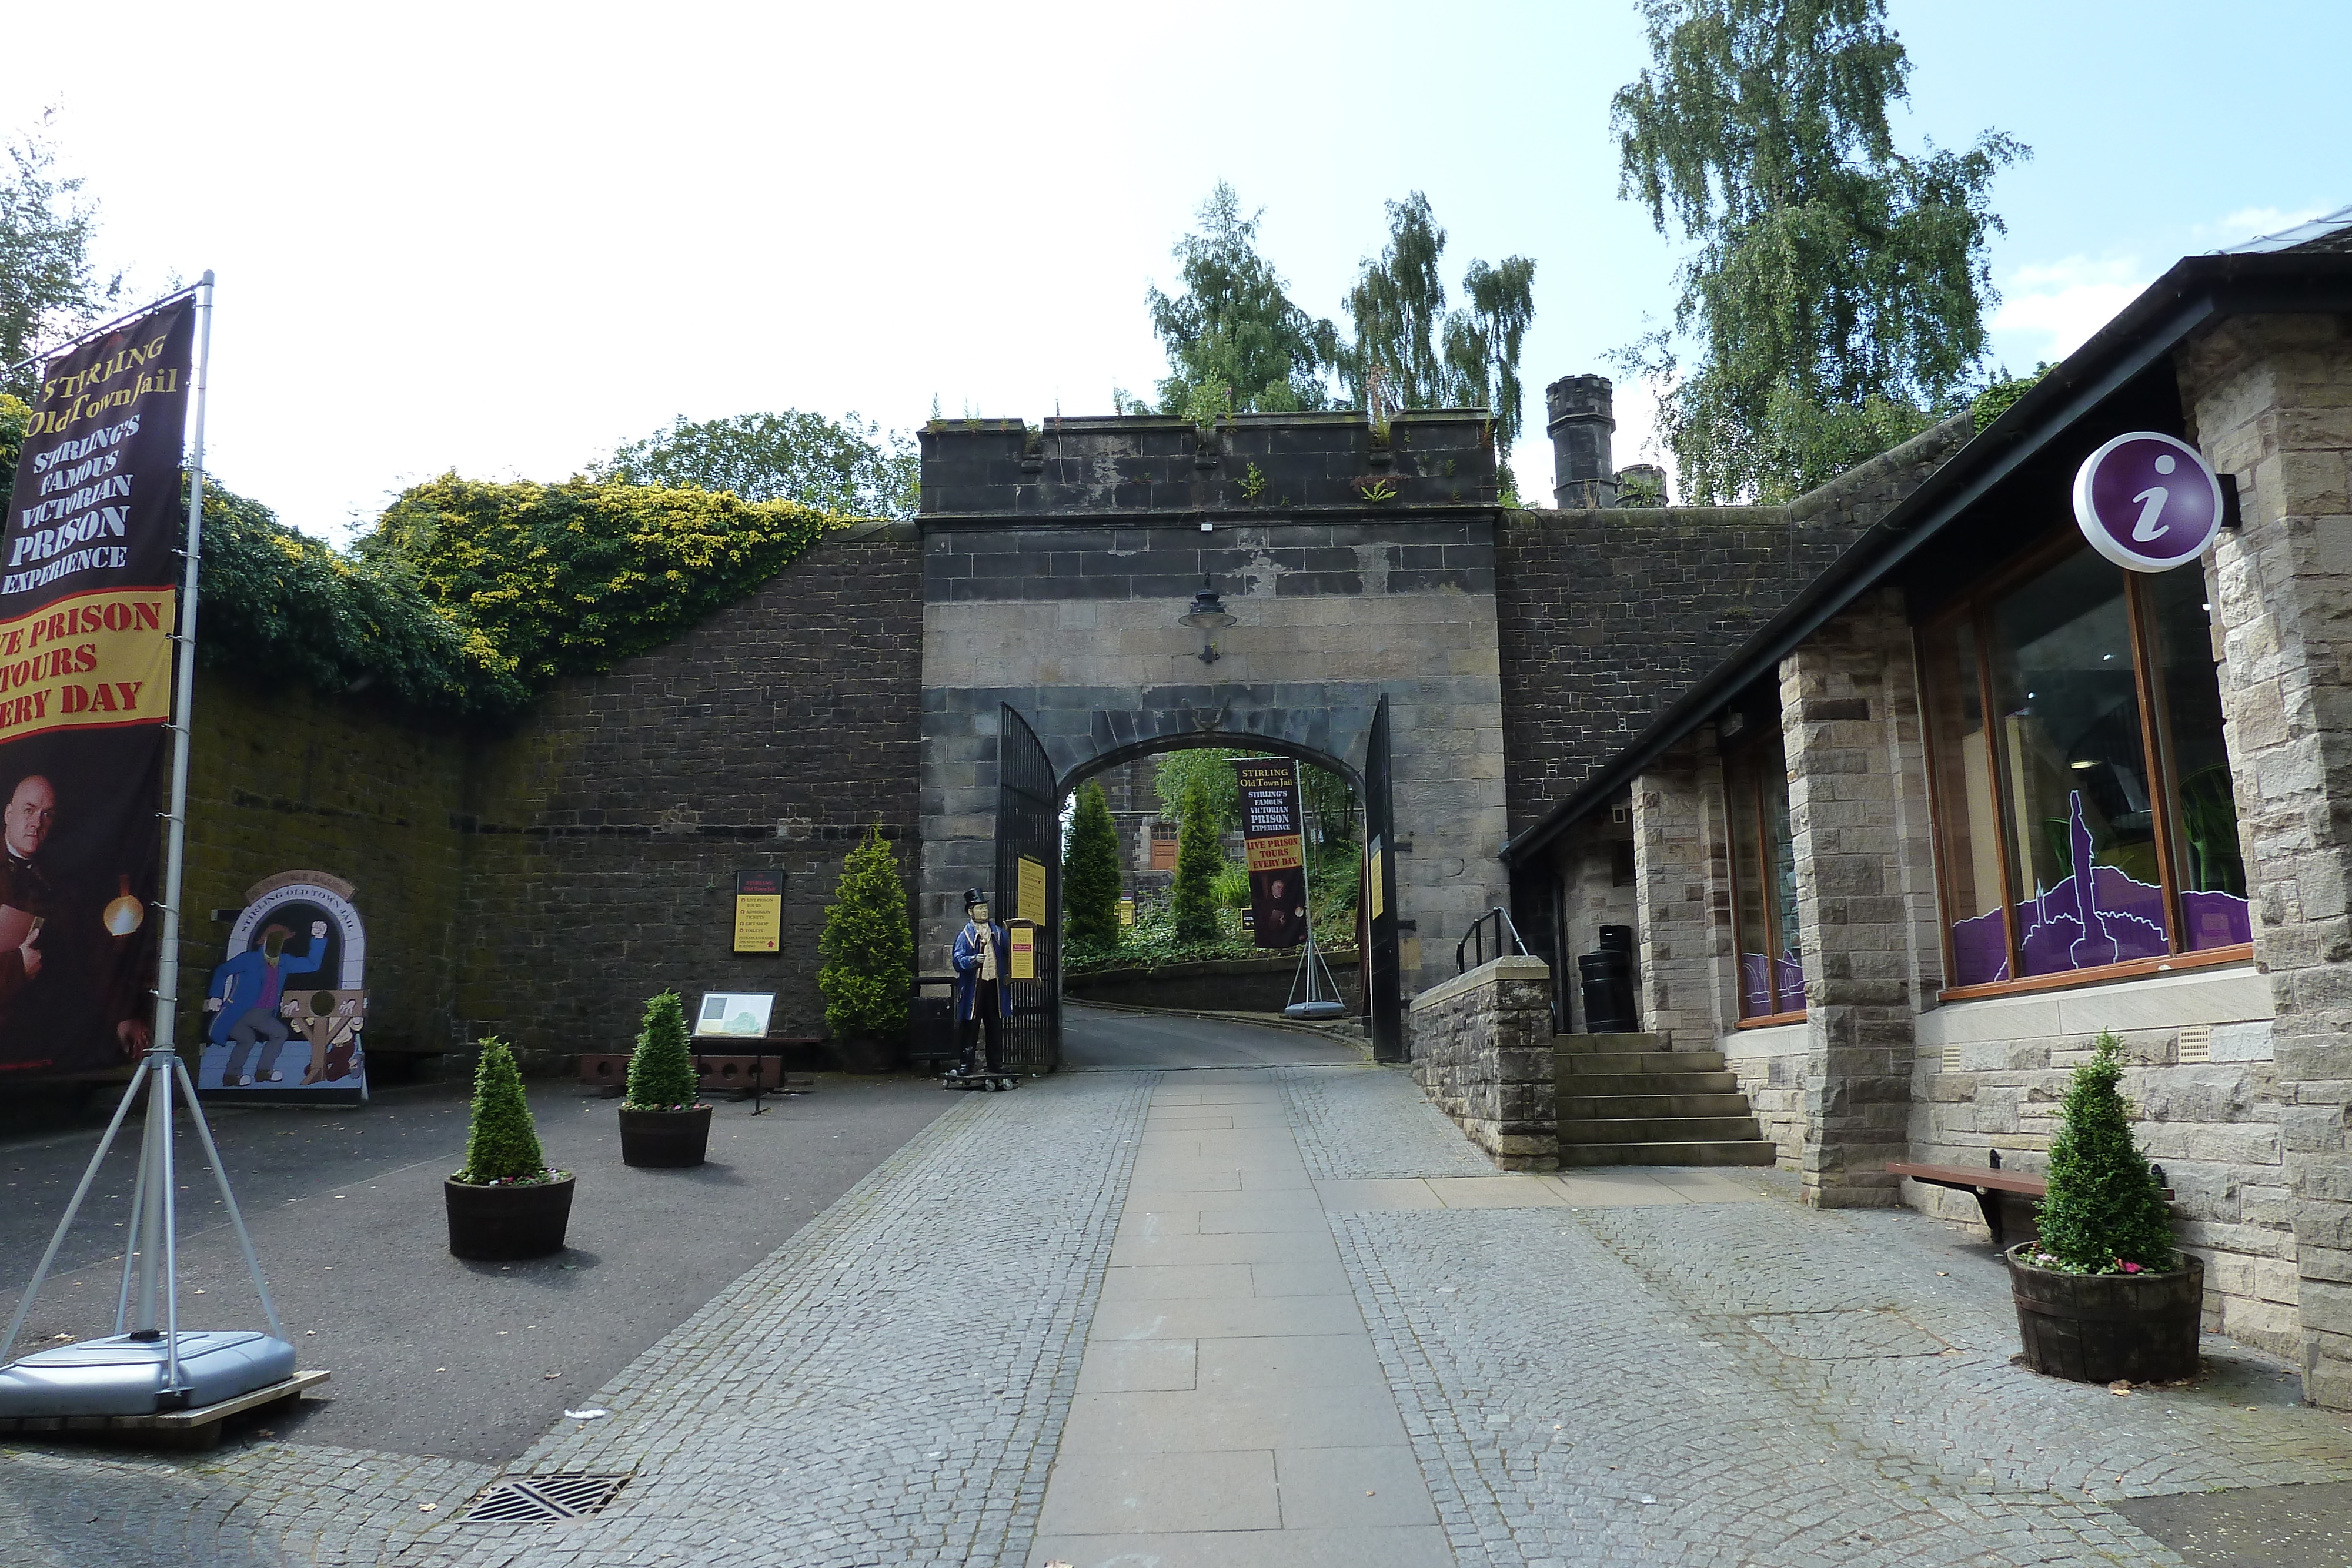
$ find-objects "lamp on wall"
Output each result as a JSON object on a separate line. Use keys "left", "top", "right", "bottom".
{"left": 1179, "top": 577, "right": 1236, "bottom": 664}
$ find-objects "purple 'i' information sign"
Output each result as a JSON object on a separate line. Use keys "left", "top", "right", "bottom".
{"left": 2070, "top": 431, "right": 2223, "bottom": 573}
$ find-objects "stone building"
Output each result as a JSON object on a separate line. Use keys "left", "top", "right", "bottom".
{"left": 1493, "top": 212, "right": 2352, "bottom": 1402}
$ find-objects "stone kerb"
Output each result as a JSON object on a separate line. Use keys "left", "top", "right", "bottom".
{"left": 1410, "top": 955, "right": 1557, "bottom": 1169}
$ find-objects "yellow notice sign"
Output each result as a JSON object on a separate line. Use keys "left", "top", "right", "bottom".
{"left": 1118, "top": 897, "right": 1134, "bottom": 928}
{"left": 733, "top": 870, "right": 783, "bottom": 952}
{"left": 1018, "top": 855, "right": 1048, "bottom": 925}
{"left": 1008, "top": 922, "right": 1036, "bottom": 981}
{"left": 1368, "top": 839, "right": 1386, "bottom": 920}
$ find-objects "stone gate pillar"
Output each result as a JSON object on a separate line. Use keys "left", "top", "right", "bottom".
{"left": 1631, "top": 734, "right": 1722, "bottom": 1048}
{"left": 2178, "top": 313, "right": 2352, "bottom": 1407}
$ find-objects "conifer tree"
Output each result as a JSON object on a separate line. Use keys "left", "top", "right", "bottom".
{"left": 1171, "top": 777, "right": 1222, "bottom": 943}
{"left": 1064, "top": 780, "right": 1123, "bottom": 944}
{"left": 2034, "top": 1031, "right": 2176, "bottom": 1273}
{"left": 458, "top": 1037, "right": 547, "bottom": 1183}
{"left": 624, "top": 990, "right": 699, "bottom": 1110}
{"left": 818, "top": 821, "right": 913, "bottom": 1041}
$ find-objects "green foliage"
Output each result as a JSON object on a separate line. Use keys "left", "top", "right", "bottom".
{"left": 1170, "top": 778, "right": 1223, "bottom": 943}
{"left": 818, "top": 823, "right": 913, "bottom": 1042}
{"left": 457, "top": 1037, "right": 550, "bottom": 1183}
{"left": 1210, "top": 862, "right": 1251, "bottom": 909}
{"left": 0, "top": 390, "right": 28, "bottom": 496}
{"left": 624, "top": 990, "right": 700, "bottom": 1111}
{"left": 1612, "top": 0, "right": 2026, "bottom": 502}
{"left": 1970, "top": 363, "right": 2053, "bottom": 432}
{"left": 1152, "top": 748, "right": 1354, "bottom": 843}
{"left": 1, "top": 112, "right": 123, "bottom": 399}
{"left": 1062, "top": 781, "right": 1123, "bottom": 944}
{"left": 600, "top": 409, "right": 918, "bottom": 519}
{"left": 1340, "top": 193, "right": 1538, "bottom": 458}
{"left": 2032, "top": 1031, "right": 2177, "bottom": 1274}
{"left": 1147, "top": 182, "right": 1341, "bottom": 417}
{"left": 1065, "top": 840, "right": 1361, "bottom": 975}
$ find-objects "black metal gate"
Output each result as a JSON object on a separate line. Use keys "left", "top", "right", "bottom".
{"left": 995, "top": 704, "right": 1061, "bottom": 1072}
{"left": 1365, "top": 694, "right": 1405, "bottom": 1062}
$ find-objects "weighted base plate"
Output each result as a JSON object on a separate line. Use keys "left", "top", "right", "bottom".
{"left": 0, "top": 1331, "right": 300, "bottom": 1419}
{"left": 942, "top": 1073, "right": 1018, "bottom": 1092}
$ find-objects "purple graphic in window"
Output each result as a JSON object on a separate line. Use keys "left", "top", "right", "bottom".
{"left": 1739, "top": 951, "right": 1806, "bottom": 1016}
{"left": 1945, "top": 790, "right": 2244, "bottom": 985}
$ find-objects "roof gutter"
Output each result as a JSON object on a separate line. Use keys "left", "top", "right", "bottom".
{"left": 1500, "top": 250, "right": 2352, "bottom": 868}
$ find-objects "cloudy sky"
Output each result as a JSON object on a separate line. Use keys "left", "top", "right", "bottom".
{"left": 5, "top": 0, "right": 2344, "bottom": 536}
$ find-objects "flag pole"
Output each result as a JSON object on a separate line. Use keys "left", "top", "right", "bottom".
{"left": 151, "top": 269, "right": 213, "bottom": 1056}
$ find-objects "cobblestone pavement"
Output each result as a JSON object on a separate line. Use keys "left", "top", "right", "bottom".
{"left": 8, "top": 1054, "right": 2352, "bottom": 1567}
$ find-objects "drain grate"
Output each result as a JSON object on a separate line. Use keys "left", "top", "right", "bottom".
{"left": 460, "top": 1473, "right": 632, "bottom": 1523}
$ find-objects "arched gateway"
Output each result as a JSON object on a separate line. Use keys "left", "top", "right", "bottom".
{"left": 916, "top": 410, "right": 1514, "bottom": 1066}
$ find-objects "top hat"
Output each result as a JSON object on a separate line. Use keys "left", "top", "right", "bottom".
{"left": 963, "top": 888, "right": 989, "bottom": 911}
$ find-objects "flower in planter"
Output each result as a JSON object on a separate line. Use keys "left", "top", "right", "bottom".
{"left": 455, "top": 1037, "right": 563, "bottom": 1186}
{"left": 2032, "top": 1030, "right": 2176, "bottom": 1276}
{"left": 624, "top": 991, "right": 706, "bottom": 1112}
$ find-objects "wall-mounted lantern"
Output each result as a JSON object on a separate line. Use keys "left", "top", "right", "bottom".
{"left": 1179, "top": 578, "right": 1236, "bottom": 664}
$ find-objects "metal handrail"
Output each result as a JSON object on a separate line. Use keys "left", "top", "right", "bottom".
{"left": 1455, "top": 905, "right": 1532, "bottom": 974}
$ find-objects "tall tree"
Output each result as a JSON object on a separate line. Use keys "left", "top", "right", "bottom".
{"left": 1612, "top": 0, "right": 2025, "bottom": 502}
{"left": 818, "top": 823, "right": 913, "bottom": 1044}
{"left": 1341, "top": 193, "right": 1536, "bottom": 493}
{"left": 1, "top": 112, "right": 122, "bottom": 397}
{"left": 1170, "top": 777, "right": 1222, "bottom": 944}
{"left": 1144, "top": 183, "right": 1341, "bottom": 422}
{"left": 601, "top": 409, "right": 918, "bottom": 518}
{"left": 1063, "top": 780, "right": 1123, "bottom": 944}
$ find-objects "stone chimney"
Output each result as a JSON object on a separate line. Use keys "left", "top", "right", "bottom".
{"left": 1546, "top": 374, "right": 1617, "bottom": 509}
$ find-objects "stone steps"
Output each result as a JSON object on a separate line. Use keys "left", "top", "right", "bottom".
{"left": 1553, "top": 1032, "right": 1777, "bottom": 1169}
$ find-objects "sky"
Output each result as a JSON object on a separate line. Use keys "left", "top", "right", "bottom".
{"left": 5, "top": 0, "right": 2346, "bottom": 539}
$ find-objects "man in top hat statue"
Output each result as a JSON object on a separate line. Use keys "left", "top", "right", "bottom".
{"left": 950, "top": 887, "right": 1013, "bottom": 1077}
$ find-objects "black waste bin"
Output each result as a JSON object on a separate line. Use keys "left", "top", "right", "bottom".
{"left": 910, "top": 974, "right": 958, "bottom": 1072}
{"left": 1578, "top": 924, "right": 1639, "bottom": 1032}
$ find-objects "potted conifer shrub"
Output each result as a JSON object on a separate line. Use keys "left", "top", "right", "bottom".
{"left": 818, "top": 823, "right": 913, "bottom": 1074}
{"left": 2007, "top": 1030, "right": 2202, "bottom": 1383}
{"left": 444, "top": 1037, "right": 574, "bottom": 1260}
{"left": 617, "top": 990, "right": 712, "bottom": 1168}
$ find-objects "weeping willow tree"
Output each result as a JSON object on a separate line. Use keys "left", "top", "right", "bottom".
{"left": 1142, "top": 182, "right": 1341, "bottom": 422}
{"left": 1612, "top": 0, "right": 2026, "bottom": 502}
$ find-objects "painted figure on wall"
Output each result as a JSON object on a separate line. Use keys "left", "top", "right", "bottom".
{"left": 205, "top": 921, "right": 328, "bottom": 1085}
{"left": 198, "top": 871, "right": 370, "bottom": 1099}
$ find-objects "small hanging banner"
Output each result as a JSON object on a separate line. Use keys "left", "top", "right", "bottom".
{"left": 733, "top": 870, "right": 783, "bottom": 952}
{"left": 0, "top": 296, "right": 195, "bottom": 1081}
{"left": 1231, "top": 757, "right": 1308, "bottom": 950}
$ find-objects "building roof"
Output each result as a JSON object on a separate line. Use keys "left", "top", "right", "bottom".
{"left": 1500, "top": 227, "right": 2352, "bottom": 867}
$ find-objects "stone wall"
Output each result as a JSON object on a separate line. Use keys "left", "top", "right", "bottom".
{"left": 1495, "top": 415, "right": 1969, "bottom": 836}
{"left": 1408, "top": 955, "right": 1556, "bottom": 1168}
{"left": 1545, "top": 810, "right": 1636, "bottom": 1034}
{"left": 2177, "top": 311, "right": 2352, "bottom": 1404}
{"left": 1631, "top": 735, "right": 1718, "bottom": 1049}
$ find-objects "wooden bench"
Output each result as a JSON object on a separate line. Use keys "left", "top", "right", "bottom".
{"left": 1889, "top": 1156, "right": 2048, "bottom": 1248}
{"left": 1891, "top": 1152, "right": 2171, "bottom": 1249}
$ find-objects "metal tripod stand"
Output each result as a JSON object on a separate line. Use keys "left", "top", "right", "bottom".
{"left": 0, "top": 1046, "right": 282, "bottom": 1395}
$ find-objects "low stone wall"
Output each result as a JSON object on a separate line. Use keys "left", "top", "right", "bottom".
{"left": 1409, "top": 956, "right": 1556, "bottom": 1169}
{"left": 1065, "top": 952, "right": 1363, "bottom": 1014}
{"left": 1721, "top": 1021, "right": 1807, "bottom": 1168}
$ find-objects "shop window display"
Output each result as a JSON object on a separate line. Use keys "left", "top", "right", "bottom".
{"left": 1723, "top": 727, "right": 1803, "bottom": 1018}
{"left": 1921, "top": 542, "right": 2249, "bottom": 989}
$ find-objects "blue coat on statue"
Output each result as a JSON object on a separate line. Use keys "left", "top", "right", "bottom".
{"left": 951, "top": 920, "right": 1014, "bottom": 1021}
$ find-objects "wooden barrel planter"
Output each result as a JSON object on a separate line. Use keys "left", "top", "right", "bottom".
{"left": 2006, "top": 1245, "right": 2203, "bottom": 1383}
{"left": 618, "top": 1106, "right": 711, "bottom": 1168}
{"left": 445, "top": 1174, "right": 574, "bottom": 1261}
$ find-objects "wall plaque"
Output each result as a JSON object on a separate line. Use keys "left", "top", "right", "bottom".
{"left": 733, "top": 870, "right": 783, "bottom": 953}
{"left": 1017, "top": 855, "right": 1047, "bottom": 925}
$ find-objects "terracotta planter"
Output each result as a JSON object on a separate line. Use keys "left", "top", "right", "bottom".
{"left": 445, "top": 1174, "right": 574, "bottom": 1261}
{"left": 2007, "top": 1244, "right": 2203, "bottom": 1383}
{"left": 618, "top": 1105, "right": 711, "bottom": 1168}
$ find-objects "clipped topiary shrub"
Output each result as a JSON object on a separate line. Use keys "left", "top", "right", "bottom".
{"left": 456, "top": 1037, "right": 552, "bottom": 1184}
{"left": 625, "top": 991, "right": 701, "bottom": 1111}
{"left": 818, "top": 823, "right": 913, "bottom": 1043}
{"left": 1170, "top": 777, "right": 1222, "bottom": 943}
{"left": 2029, "top": 1030, "right": 2177, "bottom": 1275}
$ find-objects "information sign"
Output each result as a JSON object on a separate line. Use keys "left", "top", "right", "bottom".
{"left": 1008, "top": 923, "right": 1036, "bottom": 981}
{"left": 2072, "top": 431, "right": 2224, "bottom": 573}
{"left": 695, "top": 992, "right": 775, "bottom": 1038}
{"left": 1018, "top": 855, "right": 1048, "bottom": 925}
{"left": 733, "top": 870, "right": 782, "bottom": 952}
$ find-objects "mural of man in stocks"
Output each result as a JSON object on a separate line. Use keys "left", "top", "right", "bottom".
{"left": 951, "top": 887, "right": 1012, "bottom": 1078}
{"left": 0, "top": 771, "right": 156, "bottom": 1075}
{"left": 204, "top": 921, "right": 330, "bottom": 1085}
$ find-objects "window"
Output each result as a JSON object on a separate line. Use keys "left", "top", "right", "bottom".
{"left": 1723, "top": 726, "right": 1803, "bottom": 1019}
{"left": 1920, "top": 540, "right": 2249, "bottom": 991}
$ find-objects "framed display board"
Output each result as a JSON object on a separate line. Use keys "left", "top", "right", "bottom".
{"left": 694, "top": 992, "right": 776, "bottom": 1039}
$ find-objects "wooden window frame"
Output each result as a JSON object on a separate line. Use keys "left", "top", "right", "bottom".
{"left": 1721, "top": 727, "right": 1805, "bottom": 1022}
{"left": 1916, "top": 535, "right": 2244, "bottom": 1002}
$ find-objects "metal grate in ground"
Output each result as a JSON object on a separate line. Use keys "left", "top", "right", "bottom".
{"left": 459, "top": 1472, "right": 631, "bottom": 1523}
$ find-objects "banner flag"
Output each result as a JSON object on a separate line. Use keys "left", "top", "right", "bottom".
{"left": 1231, "top": 756, "right": 1308, "bottom": 951}
{"left": 0, "top": 297, "right": 195, "bottom": 1079}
